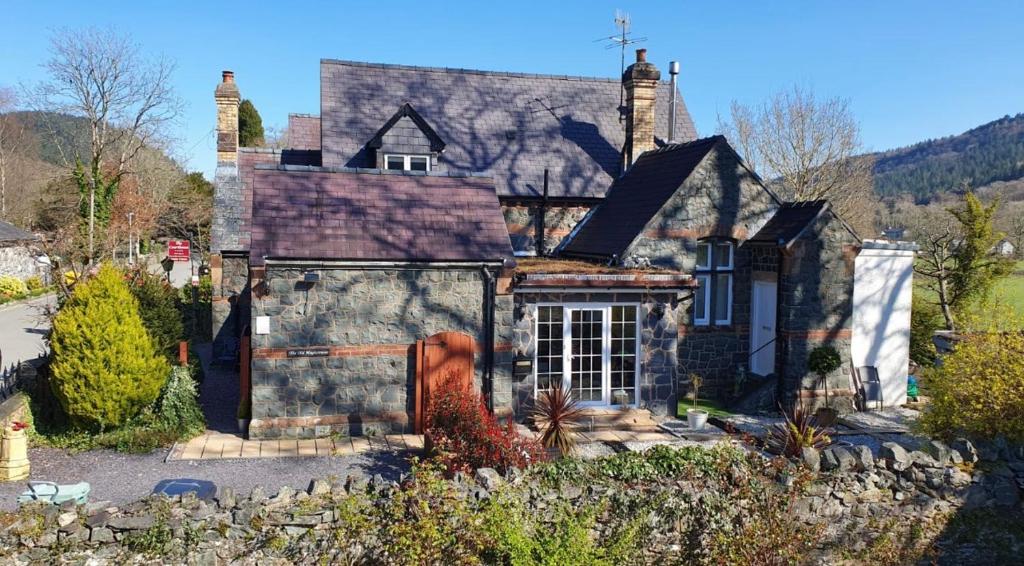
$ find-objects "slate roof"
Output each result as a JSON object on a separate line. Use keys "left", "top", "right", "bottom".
{"left": 249, "top": 166, "right": 513, "bottom": 263}
{"left": 560, "top": 137, "right": 723, "bottom": 259}
{"left": 319, "top": 59, "right": 697, "bottom": 199}
{"left": 748, "top": 201, "right": 829, "bottom": 246}
{"left": 0, "top": 220, "right": 36, "bottom": 243}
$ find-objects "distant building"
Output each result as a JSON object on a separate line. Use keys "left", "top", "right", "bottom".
{"left": 0, "top": 220, "right": 46, "bottom": 282}
{"left": 882, "top": 227, "right": 905, "bottom": 241}
{"left": 994, "top": 238, "right": 1015, "bottom": 257}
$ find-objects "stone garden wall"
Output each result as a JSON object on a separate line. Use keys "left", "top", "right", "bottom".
{"left": 248, "top": 266, "right": 511, "bottom": 438}
{"left": 3, "top": 438, "right": 1019, "bottom": 564}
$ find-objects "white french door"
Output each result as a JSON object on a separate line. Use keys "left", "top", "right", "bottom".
{"left": 535, "top": 304, "right": 639, "bottom": 407}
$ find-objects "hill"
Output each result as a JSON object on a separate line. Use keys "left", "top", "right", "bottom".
{"left": 871, "top": 113, "right": 1024, "bottom": 203}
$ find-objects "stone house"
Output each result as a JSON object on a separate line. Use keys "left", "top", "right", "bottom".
{"left": 211, "top": 50, "right": 890, "bottom": 439}
{"left": 0, "top": 220, "right": 45, "bottom": 282}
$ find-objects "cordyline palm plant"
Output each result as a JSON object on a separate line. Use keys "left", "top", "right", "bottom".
{"left": 531, "top": 384, "right": 585, "bottom": 455}
{"left": 764, "top": 403, "right": 833, "bottom": 458}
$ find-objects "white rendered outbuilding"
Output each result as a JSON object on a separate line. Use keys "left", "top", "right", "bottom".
{"left": 852, "top": 240, "right": 918, "bottom": 407}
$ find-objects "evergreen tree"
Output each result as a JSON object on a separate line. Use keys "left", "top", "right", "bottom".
{"left": 49, "top": 263, "right": 169, "bottom": 430}
{"left": 947, "top": 192, "right": 1016, "bottom": 308}
{"left": 238, "top": 99, "right": 264, "bottom": 147}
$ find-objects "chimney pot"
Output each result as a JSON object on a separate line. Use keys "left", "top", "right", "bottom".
{"left": 222, "top": 70, "right": 234, "bottom": 83}
{"left": 636, "top": 48, "right": 647, "bottom": 63}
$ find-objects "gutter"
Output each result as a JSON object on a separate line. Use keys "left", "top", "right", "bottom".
{"left": 262, "top": 259, "right": 506, "bottom": 269}
{"left": 481, "top": 267, "right": 497, "bottom": 412}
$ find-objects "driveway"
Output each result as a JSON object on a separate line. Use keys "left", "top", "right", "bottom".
{"left": 0, "top": 294, "right": 54, "bottom": 367}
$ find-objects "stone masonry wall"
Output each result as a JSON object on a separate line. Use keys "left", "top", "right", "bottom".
{"left": 502, "top": 203, "right": 591, "bottom": 256}
{"left": 779, "top": 211, "right": 859, "bottom": 411}
{"left": 212, "top": 256, "right": 249, "bottom": 365}
{"left": 0, "top": 245, "right": 45, "bottom": 281}
{"left": 622, "top": 143, "right": 780, "bottom": 398}
{"left": 248, "top": 267, "right": 507, "bottom": 438}
{"left": 511, "top": 291, "right": 679, "bottom": 417}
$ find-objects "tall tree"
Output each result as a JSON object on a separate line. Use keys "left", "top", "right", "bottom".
{"left": 0, "top": 88, "right": 27, "bottom": 220}
{"left": 718, "top": 86, "right": 875, "bottom": 233}
{"left": 909, "top": 191, "right": 1014, "bottom": 330}
{"left": 238, "top": 99, "right": 264, "bottom": 147}
{"left": 30, "top": 28, "right": 182, "bottom": 262}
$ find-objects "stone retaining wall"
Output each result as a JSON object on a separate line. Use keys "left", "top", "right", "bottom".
{"left": 2, "top": 438, "right": 1019, "bottom": 564}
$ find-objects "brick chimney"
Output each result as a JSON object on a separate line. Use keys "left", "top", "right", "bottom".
{"left": 215, "top": 70, "right": 240, "bottom": 164}
{"left": 622, "top": 49, "right": 661, "bottom": 167}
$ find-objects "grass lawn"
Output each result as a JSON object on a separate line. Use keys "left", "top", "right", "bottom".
{"left": 678, "top": 398, "right": 733, "bottom": 418}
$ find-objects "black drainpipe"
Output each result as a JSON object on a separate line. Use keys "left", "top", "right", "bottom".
{"left": 536, "top": 169, "right": 548, "bottom": 257}
{"left": 482, "top": 266, "right": 497, "bottom": 412}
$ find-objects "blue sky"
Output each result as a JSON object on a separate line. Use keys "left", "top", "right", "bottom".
{"left": 2, "top": 1, "right": 1021, "bottom": 177}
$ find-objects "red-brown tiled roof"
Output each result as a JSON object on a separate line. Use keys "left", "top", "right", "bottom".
{"left": 249, "top": 166, "right": 513, "bottom": 263}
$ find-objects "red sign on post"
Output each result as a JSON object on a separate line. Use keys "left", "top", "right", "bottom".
{"left": 167, "top": 240, "right": 191, "bottom": 262}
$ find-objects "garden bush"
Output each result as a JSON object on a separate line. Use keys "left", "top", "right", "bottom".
{"left": 919, "top": 313, "right": 1024, "bottom": 443}
{"left": 156, "top": 365, "right": 205, "bottom": 437}
{"left": 910, "top": 295, "right": 942, "bottom": 366}
{"left": 426, "top": 372, "right": 544, "bottom": 475}
{"left": 49, "top": 263, "right": 169, "bottom": 431}
{"left": 128, "top": 268, "right": 184, "bottom": 361}
{"left": 0, "top": 275, "right": 28, "bottom": 299}
{"left": 178, "top": 275, "right": 212, "bottom": 343}
{"left": 24, "top": 275, "right": 45, "bottom": 292}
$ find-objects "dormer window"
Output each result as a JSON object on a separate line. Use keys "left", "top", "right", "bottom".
{"left": 385, "top": 154, "right": 431, "bottom": 172}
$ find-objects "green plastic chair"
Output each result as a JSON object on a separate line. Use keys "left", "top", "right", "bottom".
{"left": 16, "top": 481, "right": 91, "bottom": 506}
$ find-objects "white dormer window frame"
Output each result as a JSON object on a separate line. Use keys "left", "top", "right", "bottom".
{"left": 384, "top": 153, "right": 431, "bottom": 172}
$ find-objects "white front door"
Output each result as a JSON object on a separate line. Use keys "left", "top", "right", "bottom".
{"left": 750, "top": 280, "right": 778, "bottom": 376}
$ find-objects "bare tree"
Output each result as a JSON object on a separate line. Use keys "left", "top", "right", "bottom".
{"left": 0, "top": 87, "right": 26, "bottom": 220}
{"left": 907, "top": 205, "right": 960, "bottom": 330}
{"left": 718, "top": 86, "right": 876, "bottom": 232}
{"left": 29, "top": 28, "right": 183, "bottom": 262}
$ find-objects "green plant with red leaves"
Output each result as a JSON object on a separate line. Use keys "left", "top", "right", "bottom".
{"left": 764, "top": 403, "right": 832, "bottom": 458}
{"left": 531, "top": 384, "right": 584, "bottom": 455}
{"left": 425, "top": 371, "right": 545, "bottom": 475}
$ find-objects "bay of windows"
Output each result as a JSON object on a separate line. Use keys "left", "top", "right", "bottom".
{"left": 694, "top": 241, "right": 733, "bottom": 326}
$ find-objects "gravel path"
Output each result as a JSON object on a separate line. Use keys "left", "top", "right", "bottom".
{"left": 0, "top": 447, "right": 411, "bottom": 511}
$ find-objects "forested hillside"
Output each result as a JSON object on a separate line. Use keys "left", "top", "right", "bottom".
{"left": 872, "top": 113, "right": 1024, "bottom": 203}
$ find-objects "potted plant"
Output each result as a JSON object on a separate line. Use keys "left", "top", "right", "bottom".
{"left": 531, "top": 384, "right": 584, "bottom": 458}
{"left": 686, "top": 373, "right": 708, "bottom": 430}
{"left": 808, "top": 345, "right": 843, "bottom": 427}
{"left": 236, "top": 397, "right": 251, "bottom": 436}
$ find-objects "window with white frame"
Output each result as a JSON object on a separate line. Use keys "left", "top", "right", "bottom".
{"left": 535, "top": 304, "right": 639, "bottom": 406}
{"left": 693, "top": 240, "right": 733, "bottom": 325}
{"left": 384, "top": 154, "right": 430, "bottom": 171}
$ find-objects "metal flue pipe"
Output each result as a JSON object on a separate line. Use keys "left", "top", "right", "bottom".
{"left": 668, "top": 61, "right": 680, "bottom": 143}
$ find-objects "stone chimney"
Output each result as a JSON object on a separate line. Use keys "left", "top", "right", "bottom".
{"left": 622, "top": 49, "right": 661, "bottom": 167}
{"left": 215, "top": 70, "right": 240, "bottom": 164}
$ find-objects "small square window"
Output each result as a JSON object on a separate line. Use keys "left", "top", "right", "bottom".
{"left": 409, "top": 156, "right": 429, "bottom": 171}
{"left": 715, "top": 242, "right": 733, "bottom": 269}
{"left": 385, "top": 155, "right": 405, "bottom": 170}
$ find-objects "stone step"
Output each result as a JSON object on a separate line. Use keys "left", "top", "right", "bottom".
{"left": 575, "top": 408, "right": 661, "bottom": 432}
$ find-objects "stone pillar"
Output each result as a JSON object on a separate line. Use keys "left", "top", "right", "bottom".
{"left": 623, "top": 48, "right": 661, "bottom": 168}
{"left": 212, "top": 71, "right": 245, "bottom": 363}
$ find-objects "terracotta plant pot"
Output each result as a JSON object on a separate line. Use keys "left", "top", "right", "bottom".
{"left": 687, "top": 409, "right": 708, "bottom": 430}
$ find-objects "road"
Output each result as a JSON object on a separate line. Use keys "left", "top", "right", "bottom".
{"left": 0, "top": 294, "right": 55, "bottom": 369}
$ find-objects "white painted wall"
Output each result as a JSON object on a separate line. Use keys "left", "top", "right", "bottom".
{"left": 852, "top": 240, "right": 917, "bottom": 407}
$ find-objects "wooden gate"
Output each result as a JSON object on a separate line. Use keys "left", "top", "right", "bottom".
{"left": 414, "top": 331, "right": 475, "bottom": 434}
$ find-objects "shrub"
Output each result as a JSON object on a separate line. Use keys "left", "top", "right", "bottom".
{"left": 0, "top": 275, "right": 28, "bottom": 299}
{"left": 49, "top": 263, "right": 169, "bottom": 431}
{"left": 178, "top": 275, "right": 212, "bottom": 343}
{"left": 128, "top": 268, "right": 184, "bottom": 360}
{"left": 531, "top": 384, "right": 583, "bottom": 455}
{"left": 919, "top": 318, "right": 1024, "bottom": 443}
{"left": 426, "top": 371, "right": 545, "bottom": 474}
{"left": 764, "top": 403, "right": 833, "bottom": 457}
{"left": 156, "top": 365, "right": 205, "bottom": 437}
{"left": 24, "top": 275, "right": 45, "bottom": 292}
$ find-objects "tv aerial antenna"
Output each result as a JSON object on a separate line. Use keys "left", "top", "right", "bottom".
{"left": 595, "top": 10, "right": 647, "bottom": 118}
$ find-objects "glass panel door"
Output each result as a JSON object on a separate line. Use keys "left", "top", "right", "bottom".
{"left": 569, "top": 308, "right": 604, "bottom": 402}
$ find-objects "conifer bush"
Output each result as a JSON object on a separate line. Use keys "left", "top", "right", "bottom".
{"left": 0, "top": 275, "right": 28, "bottom": 299}
{"left": 128, "top": 268, "right": 184, "bottom": 361}
{"left": 49, "top": 263, "right": 169, "bottom": 430}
